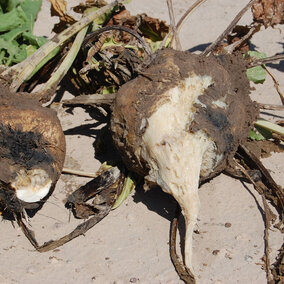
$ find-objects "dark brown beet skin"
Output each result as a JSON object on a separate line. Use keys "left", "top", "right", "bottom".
{"left": 0, "top": 84, "right": 66, "bottom": 214}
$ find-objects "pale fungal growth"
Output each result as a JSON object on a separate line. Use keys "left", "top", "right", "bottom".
{"left": 0, "top": 85, "right": 66, "bottom": 215}
{"left": 212, "top": 99, "right": 228, "bottom": 109}
{"left": 140, "top": 75, "right": 219, "bottom": 270}
{"left": 11, "top": 169, "right": 52, "bottom": 203}
{"left": 111, "top": 48, "right": 258, "bottom": 275}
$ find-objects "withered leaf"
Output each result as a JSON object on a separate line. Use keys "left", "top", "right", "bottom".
{"left": 49, "top": 0, "right": 75, "bottom": 22}
{"left": 49, "top": 0, "right": 76, "bottom": 33}
{"left": 107, "top": 7, "right": 169, "bottom": 42}
{"left": 139, "top": 16, "right": 169, "bottom": 41}
{"left": 73, "top": 0, "right": 108, "bottom": 14}
{"left": 252, "top": 0, "right": 284, "bottom": 27}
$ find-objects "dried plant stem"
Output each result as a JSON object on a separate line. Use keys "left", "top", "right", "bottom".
{"left": 224, "top": 24, "right": 260, "bottom": 54}
{"left": 17, "top": 206, "right": 111, "bottom": 252}
{"left": 272, "top": 133, "right": 284, "bottom": 142}
{"left": 63, "top": 93, "right": 116, "bottom": 106}
{"left": 261, "top": 195, "right": 274, "bottom": 283}
{"left": 202, "top": 0, "right": 258, "bottom": 55}
{"left": 239, "top": 144, "right": 284, "bottom": 211}
{"left": 258, "top": 103, "right": 284, "bottom": 111}
{"left": 161, "top": 0, "right": 208, "bottom": 50}
{"left": 234, "top": 159, "right": 273, "bottom": 282}
{"left": 255, "top": 119, "right": 284, "bottom": 136}
{"left": 176, "top": 0, "right": 208, "bottom": 33}
{"left": 249, "top": 54, "right": 284, "bottom": 68}
{"left": 83, "top": 25, "right": 153, "bottom": 63}
{"left": 17, "top": 168, "right": 121, "bottom": 252}
{"left": 170, "top": 203, "right": 196, "bottom": 284}
{"left": 166, "top": 0, "right": 182, "bottom": 50}
{"left": 34, "top": 25, "right": 88, "bottom": 96}
{"left": 263, "top": 66, "right": 284, "bottom": 105}
{"left": 62, "top": 168, "right": 98, "bottom": 178}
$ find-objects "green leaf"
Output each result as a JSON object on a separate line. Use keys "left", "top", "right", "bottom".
{"left": 25, "top": 44, "right": 37, "bottom": 57}
{"left": 20, "top": 0, "right": 42, "bottom": 30}
{"left": 246, "top": 66, "right": 266, "bottom": 84}
{"left": 0, "top": 0, "right": 44, "bottom": 66}
{"left": 249, "top": 129, "right": 266, "bottom": 141}
{"left": 0, "top": 51, "right": 5, "bottom": 63}
{"left": 26, "top": 46, "right": 60, "bottom": 80}
{"left": 22, "top": 31, "right": 47, "bottom": 47}
{"left": 0, "top": 37, "right": 18, "bottom": 65}
{"left": 148, "top": 37, "right": 171, "bottom": 53}
{"left": 0, "top": 6, "right": 26, "bottom": 32}
{"left": 112, "top": 173, "right": 136, "bottom": 209}
{"left": 102, "top": 86, "right": 116, "bottom": 94}
{"left": 255, "top": 125, "right": 273, "bottom": 139}
{"left": 246, "top": 51, "right": 267, "bottom": 84}
{"left": 248, "top": 50, "right": 267, "bottom": 59}
{"left": 0, "top": 0, "right": 22, "bottom": 13}
{"left": 14, "top": 44, "right": 28, "bottom": 63}
{"left": 5, "top": 0, "right": 22, "bottom": 12}
{"left": 247, "top": 51, "right": 266, "bottom": 59}
{"left": 249, "top": 125, "right": 273, "bottom": 141}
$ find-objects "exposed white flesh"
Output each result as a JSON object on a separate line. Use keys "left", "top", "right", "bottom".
{"left": 11, "top": 168, "right": 52, "bottom": 203}
{"left": 141, "top": 74, "right": 219, "bottom": 272}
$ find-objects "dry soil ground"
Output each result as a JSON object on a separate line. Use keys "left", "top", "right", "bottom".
{"left": 0, "top": 1, "right": 283, "bottom": 284}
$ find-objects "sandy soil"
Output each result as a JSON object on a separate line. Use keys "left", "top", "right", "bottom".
{"left": 0, "top": 1, "right": 283, "bottom": 284}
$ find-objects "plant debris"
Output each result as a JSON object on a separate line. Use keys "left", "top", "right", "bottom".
{"left": 252, "top": 0, "right": 284, "bottom": 27}
{"left": 71, "top": 9, "right": 168, "bottom": 94}
{"left": 234, "top": 144, "right": 284, "bottom": 283}
{"left": 49, "top": 0, "right": 76, "bottom": 33}
{"left": 17, "top": 166, "right": 123, "bottom": 252}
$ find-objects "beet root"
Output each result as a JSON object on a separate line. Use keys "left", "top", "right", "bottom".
{"left": 111, "top": 49, "right": 258, "bottom": 273}
{"left": 0, "top": 85, "right": 66, "bottom": 215}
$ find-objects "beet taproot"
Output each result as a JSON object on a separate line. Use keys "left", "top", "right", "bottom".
{"left": 111, "top": 48, "right": 258, "bottom": 274}
{"left": 0, "top": 84, "right": 66, "bottom": 215}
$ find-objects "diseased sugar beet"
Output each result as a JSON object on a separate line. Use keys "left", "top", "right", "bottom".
{"left": 111, "top": 48, "right": 258, "bottom": 274}
{"left": 111, "top": 48, "right": 258, "bottom": 179}
{"left": 0, "top": 84, "right": 66, "bottom": 215}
